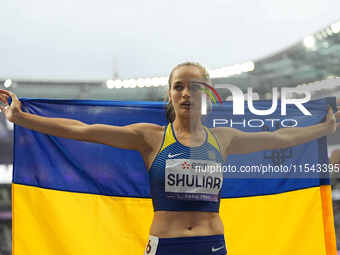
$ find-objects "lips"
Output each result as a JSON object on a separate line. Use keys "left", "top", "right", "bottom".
{"left": 180, "top": 101, "right": 192, "bottom": 106}
{"left": 180, "top": 102, "right": 194, "bottom": 110}
{"left": 180, "top": 102, "right": 192, "bottom": 108}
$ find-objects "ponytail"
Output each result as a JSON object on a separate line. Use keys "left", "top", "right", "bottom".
{"left": 166, "top": 101, "right": 176, "bottom": 123}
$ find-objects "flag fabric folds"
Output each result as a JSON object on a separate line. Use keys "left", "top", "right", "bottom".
{"left": 12, "top": 98, "right": 337, "bottom": 255}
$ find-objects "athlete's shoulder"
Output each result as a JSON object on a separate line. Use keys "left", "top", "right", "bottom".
{"left": 133, "top": 123, "right": 167, "bottom": 159}
{"left": 131, "top": 123, "right": 165, "bottom": 134}
{"left": 210, "top": 127, "right": 237, "bottom": 138}
{"left": 132, "top": 123, "right": 166, "bottom": 147}
{"left": 210, "top": 127, "right": 237, "bottom": 155}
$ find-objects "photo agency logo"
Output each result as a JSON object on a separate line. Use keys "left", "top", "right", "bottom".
{"left": 200, "top": 83, "right": 313, "bottom": 129}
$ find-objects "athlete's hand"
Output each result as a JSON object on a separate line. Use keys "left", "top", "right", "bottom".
{"left": 0, "top": 89, "right": 22, "bottom": 123}
{"left": 325, "top": 100, "right": 340, "bottom": 135}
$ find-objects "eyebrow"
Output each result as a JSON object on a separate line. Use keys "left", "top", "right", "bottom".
{"left": 173, "top": 80, "right": 184, "bottom": 85}
{"left": 173, "top": 79, "right": 205, "bottom": 84}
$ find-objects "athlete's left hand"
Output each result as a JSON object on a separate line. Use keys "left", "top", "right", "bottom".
{"left": 325, "top": 99, "right": 340, "bottom": 135}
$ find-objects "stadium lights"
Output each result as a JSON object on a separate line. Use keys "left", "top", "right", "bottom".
{"left": 326, "top": 27, "right": 333, "bottom": 36}
{"left": 137, "top": 78, "right": 146, "bottom": 88}
{"left": 130, "top": 80, "right": 137, "bottom": 88}
{"left": 126, "top": 79, "right": 137, "bottom": 88}
{"left": 106, "top": 80, "right": 114, "bottom": 89}
{"left": 151, "top": 77, "right": 168, "bottom": 87}
{"left": 106, "top": 76, "right": 169, "bottom": 89}
{"left": 115, "top": 80, "right": 123, "bottom": 88}
{"left": 307, "top": 21, "right": 340, "bottom": 46}
{"left": 145, "top": 78, "right": 152, "bottom": 87}
{"left": 315, "top": 33, "right": 323, "bottom": 40}
{"left": 150, "top": 77, "right": 159, "bottom": 87}
{"left": 243, "top": 61, "right": 255, "bottom": 72}
{"left": 209, "top": 61, "right": 255, "bottom": 79}
{"left": 331, "top": 21, "right": 340, "bottom": 34}
{"left": 303, "top": 35, "right": 315, "bottom": 49}
{"left": 122, "top": 80, "right": 130, "bottom": 88}
{"left": 105, "top": 61, "right": 255, "bottom": 89}
{"left": 296, "top": 77, "right": 340, "bottom": 93}
{"left": 4, "top": 79, "right": 12, "bottom": 88}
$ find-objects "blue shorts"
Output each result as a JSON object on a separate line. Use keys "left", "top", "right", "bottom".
{"left": 144, "top": 234, "right": 227, "bottom": 255}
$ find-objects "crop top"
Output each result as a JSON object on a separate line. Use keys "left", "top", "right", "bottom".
{"left": 148, "top": 123, "right": 225, "bottom": 212}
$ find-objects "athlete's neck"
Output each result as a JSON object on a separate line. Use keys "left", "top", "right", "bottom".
{"left": 172, "top": 117, "right": 203, "bottom": 135}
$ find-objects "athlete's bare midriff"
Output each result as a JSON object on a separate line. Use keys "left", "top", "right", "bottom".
{"left": 149, "top": 211, "right": 225, "bottom": 238}
{"left": 137, "top": 123, "right": 228, "bottom": 238}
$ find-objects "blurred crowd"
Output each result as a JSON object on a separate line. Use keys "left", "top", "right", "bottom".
{"left": 0, "top": 184, "right": 10, "bottom": 255}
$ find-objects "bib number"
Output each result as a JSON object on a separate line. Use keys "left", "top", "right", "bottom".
{"left": 144, "top": 236, "right": 159, "bottom": 255}
{"left": 165, "top": 159, "right": 223, "bottom": 202}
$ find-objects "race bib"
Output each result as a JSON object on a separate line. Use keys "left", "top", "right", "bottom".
{"left": 165, "top": 159, "right": 223, "bottom": 202}
{"left": 144, "top": 235, "right": 159, "bottom": 255}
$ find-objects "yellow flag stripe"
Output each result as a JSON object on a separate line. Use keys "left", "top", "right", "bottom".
{"left": 13, "top": 183, "right": 332, "bottom": 255}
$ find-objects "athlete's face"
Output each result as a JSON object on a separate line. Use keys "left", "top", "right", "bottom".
{"left": 169, "top": 66, "right": 206, "bottom": 118}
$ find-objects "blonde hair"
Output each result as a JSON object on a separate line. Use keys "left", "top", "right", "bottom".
{"left": 166, "top": 62, "right": 210, "bottom": 122}
{"left": 168, "top": 62, "right": 210, "bottom": 88}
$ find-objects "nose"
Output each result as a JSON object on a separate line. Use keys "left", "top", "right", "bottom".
{"left": 182, "top": 86, "right": 191, "bottom": 98}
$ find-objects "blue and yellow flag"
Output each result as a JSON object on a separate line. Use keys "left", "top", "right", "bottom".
{"left": 12, "top": 98, "right": 337, "bottom": 255}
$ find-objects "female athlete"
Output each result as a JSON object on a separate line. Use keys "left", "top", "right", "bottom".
{"left": 1, "top": 62, "right": 339, "bottom": 255}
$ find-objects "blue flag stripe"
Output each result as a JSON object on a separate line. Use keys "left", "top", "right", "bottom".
{"left": 13, "top": 98, "right": 333, "bottom": 198}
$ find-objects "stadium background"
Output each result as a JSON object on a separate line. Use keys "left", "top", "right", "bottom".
{"left": 1, "top": 21, "right": 340, "bottom": 254}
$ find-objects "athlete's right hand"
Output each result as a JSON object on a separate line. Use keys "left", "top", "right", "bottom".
{"left": 0, "top": 89, "right": 22, "bottom": 123}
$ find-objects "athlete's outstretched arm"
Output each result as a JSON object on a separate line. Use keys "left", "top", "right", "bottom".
{"left": 222, "top": 107, "right": 340, "bottom": 155}
{"left": 0, "top": 89, "right": 147, "bottom": 151}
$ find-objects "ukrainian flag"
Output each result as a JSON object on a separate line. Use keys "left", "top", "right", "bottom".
{"left": 12, "top": 98, "right": 337, "bottom": 254}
